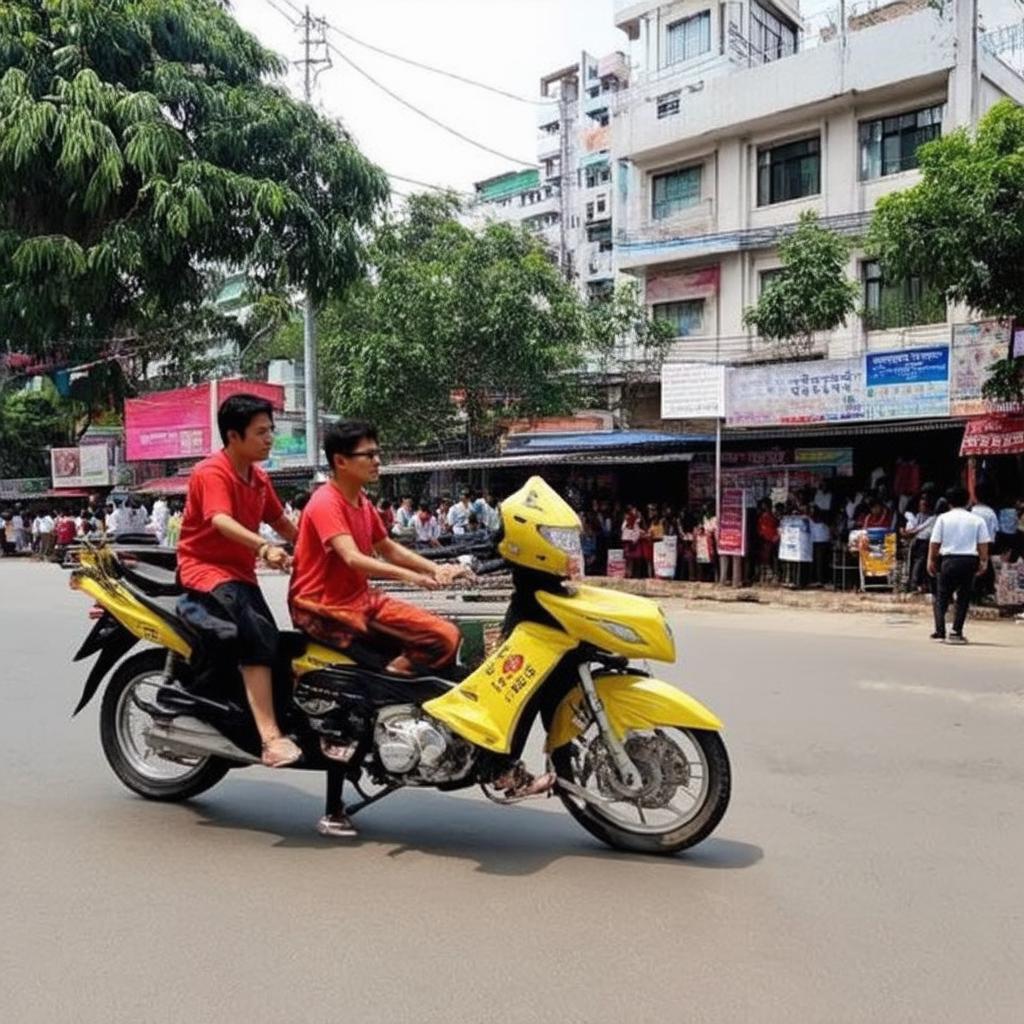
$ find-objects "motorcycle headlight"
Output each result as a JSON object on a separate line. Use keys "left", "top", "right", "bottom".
{"left": 594, "top": 620, "right": 642, "bottom": 644}
{"left": 538, "top": 525, "right": 582, "bottom": 556}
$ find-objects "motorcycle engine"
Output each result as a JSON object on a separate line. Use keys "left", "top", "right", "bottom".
{"left": 374, "top": 705, "right": 474, "bottom": 785}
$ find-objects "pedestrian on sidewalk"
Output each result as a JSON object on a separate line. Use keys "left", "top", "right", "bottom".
{"left": 928, "top": 486, "right": 990, "bottom": 644}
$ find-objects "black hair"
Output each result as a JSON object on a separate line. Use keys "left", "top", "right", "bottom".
{"left": 418, "top": 501, "right": 431, "bottom": 512}
{"left": 218, "top": 393, "right": 274, "bottom": 445}
{"left": 324, "top": 419, "right": 378, "bottom": 469}
{"left": 946, "top": 485, "right": 969, "bottom": 508}
{"left": 292, "top": 490, "right": 311, "bottom": 511}
{"left": 974, "top": 482, "right": 995, "bottom": 505}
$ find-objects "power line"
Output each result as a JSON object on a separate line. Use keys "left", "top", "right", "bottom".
{"left": 386, "top": 172, "right": 475, "bottom": 198}
{"left": 272, "top": 0, "right": 550, "bottom": 105}
{"left": 324, "top": 41, "right": 539, "bottom": 168}
{"left": 261, "top": 0, "right": 300, "bottom": 27}
{"left": 256, "top": 0, "right": 538, "bottom": 169}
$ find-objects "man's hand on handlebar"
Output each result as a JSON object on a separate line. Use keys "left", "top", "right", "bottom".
{"left": 261, "top": 544, "right": 292, "bottom": 572}
{"left": 411, "top": 571, "right": 442, "bottom": 591}
{"left": 433, "top": 563, "right": 473, "bottom": 587}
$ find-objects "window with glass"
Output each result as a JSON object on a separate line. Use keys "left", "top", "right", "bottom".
{"left": 657, "top": 91, "right": 681, "bottom": 119}
{"left": 862, "top": 261, "right": 946, "bottom": 330}
{"left": 759, "top": 268, "right": 786, "bottom": 295}
{"left": 666, "top": 11, "right": 711, "bottom": 65}
{"left": 584, "top": 163, "right": 611, "bottom": 188}
{"left": 858, "top": 105, "right": 943, "bottom": 180}
{"left": 757, "top": 136, "right": 820, "bottom": 206}
{"left": 749, "top": 2, "right": 796, "bottom": 64}
{"left": 652, "top": 166, "right": 702, "bottom": 220}
{"left": 654, "top": 299, "right": 706, "bottom": 337}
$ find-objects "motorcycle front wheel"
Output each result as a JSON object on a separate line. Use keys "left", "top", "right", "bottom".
{"left": 100, "top": 649, "right": 230, "bottom": 801}
{"left": 550, "top": 727, "right": 731, "bottom": 855}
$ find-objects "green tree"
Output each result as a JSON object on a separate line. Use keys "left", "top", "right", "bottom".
{"left": 0, "top": 0, "right": 388, "bottom": 373}
{"left": 869, "top": 99, "right": 1024, "bottom": 401}
{"left": 585, "top": 281, "right": 675, "bottom": 425}
{"left": 743, "top": 210, "right": 858, "bottom": 359}
{"left": 316, "top": 194, "right": 591, "bottom": 450}
{"left": 0, "top": 385, "right": 76, "bottom": 478}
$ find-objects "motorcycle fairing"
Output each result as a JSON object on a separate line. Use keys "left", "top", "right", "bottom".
{"left": 544, "top": 673, "right": 723, "bottom": 752}
{"left": 424, "top": 621, "right": 578, "bottom": 753}
{"left": 72, "top": 615, "right": 140, "bottom": 716}
{"left": 535, "top": 584, "right": 675, "bottom": 662}
{"left": 291, "top": 642, "right": 356, "bottom": 677}
{"left": 73, "top": 573, "right": 192, "bottom": 657}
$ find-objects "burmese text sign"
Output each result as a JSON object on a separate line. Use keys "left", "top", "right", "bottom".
{"left": 864, "top": 346, "right": 950, "bottom": 420}
{"left": 726, "top": 358, "right": 865, "bottom": 427}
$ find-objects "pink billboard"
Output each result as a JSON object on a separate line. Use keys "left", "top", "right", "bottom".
{"left": 125, "top": 380, "right": 284, "bottom": 461}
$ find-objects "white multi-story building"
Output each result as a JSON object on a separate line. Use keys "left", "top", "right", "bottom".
{"left": 469, "top": 51, "right": 630, "bottom": 301}
{"left": 610, "top": 0, "right": 1024, "bottom": 379}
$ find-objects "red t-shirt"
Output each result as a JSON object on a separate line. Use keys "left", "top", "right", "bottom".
{"left": 177, "top": 450, "right": 284, "bottom": 592}
{"left": 288, "top": 483, "right": 386, "bottom": 611}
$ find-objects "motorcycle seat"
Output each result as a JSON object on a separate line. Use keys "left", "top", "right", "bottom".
{"left": 120, "top": 577, "right": 197, "bottom": 647}
{"left": 120, "top": 559, "right": 181, "bottom": 597}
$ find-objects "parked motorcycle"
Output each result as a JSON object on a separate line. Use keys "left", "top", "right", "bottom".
{"left": 66, "top": 477, "right": 730, "bottom": 854}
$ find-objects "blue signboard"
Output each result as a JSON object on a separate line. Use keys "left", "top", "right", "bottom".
{"left": 864, "top": 346, "right": 950, "bottom": 420}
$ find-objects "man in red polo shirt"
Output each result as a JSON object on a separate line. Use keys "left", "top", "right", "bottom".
{"left": 289, "top": 420, "right": 464, "bottom": 678}
{"left": 177, "top": 393, "right": 300, "bottom": 767}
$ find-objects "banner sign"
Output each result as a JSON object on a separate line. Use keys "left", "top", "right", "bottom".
{"left": 661, "top": 363, "right": 725, "bottom": 419}
{"left": 606, "top": 548, "right": 626, "bottom": 578}
{"left": 726, "top": 358, "right": 865, "bottom": 427}
{"left": 864, "top": 346, "right": 950, "bottom": 420}
{"left": 653, "top": 536, "right": 678, "bottom": 578}
{"left": 717, "top": 488, "right": 747, "bottom": 557}
{"left": 778, "top": 516, "right": 812, "bottom": 563}
{"left": 50, "top": 445, "right": 110, "bottom": 488}
{"left": 960, "top": 414, "right": 1024, "bottom": 456}
{"left": 994, "top": 555, "right": 1024, "bottom": 607}
{"left": 125, "top": 380, "right": 284, "bottom": 461}
{"left": 950, "top": 321, "right": 1012, "bottom": 416}
{"left": 793, "top": 448, "right": 854, "bottom": 474}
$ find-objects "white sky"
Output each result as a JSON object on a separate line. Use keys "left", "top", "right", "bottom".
{"left": 231, "top": 0, "right": 630, "bottom": 195}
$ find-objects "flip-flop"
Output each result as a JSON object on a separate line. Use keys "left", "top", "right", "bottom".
{"left": 317, "top": 813, "right": 358, "bottom": 837}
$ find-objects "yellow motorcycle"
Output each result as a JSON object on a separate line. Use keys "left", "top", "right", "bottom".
{"left": 67, "top": 477, "right": 730, "bottom": 855}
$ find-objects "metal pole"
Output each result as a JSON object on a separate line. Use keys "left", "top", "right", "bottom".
{"left": 302, "top": 6, "right": 319, "bottom": 468}
{"left": 714, "top": 417, "right": 722, "bottom": 524}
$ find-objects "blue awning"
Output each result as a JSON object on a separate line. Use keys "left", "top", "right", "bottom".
{"left": 503, "top": 430, "right": 713, "bottom": 453}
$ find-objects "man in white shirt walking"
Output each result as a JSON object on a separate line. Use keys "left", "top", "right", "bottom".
{"left": 928, "top": 486, "right": 990, "bottom": 644}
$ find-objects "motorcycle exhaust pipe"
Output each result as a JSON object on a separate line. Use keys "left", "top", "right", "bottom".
{"left": 143, "top": 718, "right": 261, "bottom": 766}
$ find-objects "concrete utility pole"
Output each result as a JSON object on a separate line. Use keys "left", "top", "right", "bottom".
{"left": 296, "top": 6, "right": 331, "bottom": 467}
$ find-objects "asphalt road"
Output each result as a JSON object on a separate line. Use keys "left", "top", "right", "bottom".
{"left": 2, "top": 559, "right": 1023, "bottom": 1023}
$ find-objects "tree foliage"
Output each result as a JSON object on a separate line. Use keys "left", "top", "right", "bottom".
{"left": 0, "top": 385, "right": 75, "bottom": 478}
{"left": 869, "top": 100, "right": 1024, "bottom": 401}
{"left": 315, "top": 194, "right": 591, "bottom": 449}
{"left": 743, "top": 210, "right": 858, "bottom": 358}
{"left": 585, "top": 281, "right": 675, "bottom": 423}
{"left": 0, "top": 0, "right": 388, "bottom": 368}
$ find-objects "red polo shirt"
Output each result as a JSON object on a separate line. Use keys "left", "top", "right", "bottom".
{"left": 177, "top": 450, "right": 284, "bottom": 592}
{"left": 288, "top": 483, "right": 386, "bottom": 611}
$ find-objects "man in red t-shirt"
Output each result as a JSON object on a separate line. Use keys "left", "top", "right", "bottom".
{"left": 289, "top": 421, "right": 465, "bottom": 684}
{"left": 177, "top": 394, "right": 300, "bottom": 767}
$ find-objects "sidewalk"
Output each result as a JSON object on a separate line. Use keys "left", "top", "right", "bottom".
{"left": 597, "top": 577, "right": 1016, "bottom": 622}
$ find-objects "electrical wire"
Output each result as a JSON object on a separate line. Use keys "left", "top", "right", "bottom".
{"left": 256, "top": 0, "right": 538, "bottom": 168}
{"left": 386, "top": 172, "right": 475, "bottom": 198}
{"left": 269, "top": 0, "right": 549, "bottom": 105}
{"left": 324, "top": 41, "right": 539, "bottom": 168}
{"left": 261, "top": 0, "right": 300, "bottom": 27}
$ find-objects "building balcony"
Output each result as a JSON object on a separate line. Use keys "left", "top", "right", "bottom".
{"left": 614, "top": 7, "right": 955, "bottom": 165}
{"left": 536, "top": 100, "right": 560, "bottom": 130}
{"left": 616, "top": 209, "right": 869, "bottom": 270}
{"left": 584, "top": 247, "right": 614, "bottom": 281}
{"left": 663, "top": 333, "right": 830, "bottom": 366}
{"left": 537, "top": 130, "right": 561, "bottom": 160}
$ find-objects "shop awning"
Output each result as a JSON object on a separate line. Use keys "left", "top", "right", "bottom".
{"left": 725, "top": 417, "right": 966, "bottom": 442}
{"left": 38, "top": 488, "right": 95, "bottom": 499}
{"left": 131, "top": 475, "right": 191, "bottom": 495}
{"left": 380, "top": 449, "right": 698, "bottom": 476}
{"left": 503, "top": 429, "right": 712, "bottom": 452}
{"left": 960, "top": 414, "right": 1024, "bottom": 456}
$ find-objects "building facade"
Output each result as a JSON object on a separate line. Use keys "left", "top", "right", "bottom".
{"left": 469, "top": 51, "right": 630, "bottom": 302}
{"left": 610, "top": 0, "right": 1024, "bottom": 378}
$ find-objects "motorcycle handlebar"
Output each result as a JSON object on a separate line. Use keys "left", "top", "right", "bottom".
{"left": 471, "top": 557, "right": 507, "bottom": 576}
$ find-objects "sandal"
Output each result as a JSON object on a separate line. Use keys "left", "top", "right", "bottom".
{"left": 261, "top": 735, "right": 302, "bottom": 768}
{"left": 493, "top": 762, "right": 556, "bottom": 799}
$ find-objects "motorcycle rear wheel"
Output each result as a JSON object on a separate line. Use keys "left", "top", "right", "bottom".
{"left": 100, "top": 649, "right": 230, "bottom": 801}
{"left": 551, "top": 727, "right": 731, "bottom": 855}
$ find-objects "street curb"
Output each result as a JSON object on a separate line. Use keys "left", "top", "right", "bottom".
{"left": 592, "top": 577, "right": 1010, "bottom": 621}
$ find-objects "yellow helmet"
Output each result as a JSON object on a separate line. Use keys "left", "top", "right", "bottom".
{"left": 497, "top": 476, "right": 583, "bottom": 578}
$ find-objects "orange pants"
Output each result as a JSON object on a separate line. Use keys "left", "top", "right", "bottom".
{"left": 290, "top": 590, "right": 460, "bottom": 671}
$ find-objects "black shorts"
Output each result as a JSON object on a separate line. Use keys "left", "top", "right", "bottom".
{"left": 190, "top": 581, "right": 278, "bottom": 668}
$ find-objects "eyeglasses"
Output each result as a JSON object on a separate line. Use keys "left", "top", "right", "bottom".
{"left": 349, "top": 449, "right": 382, "bottom": 460}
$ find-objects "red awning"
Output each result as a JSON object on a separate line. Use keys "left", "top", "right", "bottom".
{"left": 131, "top": 475, "right": 191, "bottom": 495}
{"left": 960, "top": 414, "right": 1024, "bottom": 456}
{"left": 38, "top": 488, "right": 95, "bottom": 499}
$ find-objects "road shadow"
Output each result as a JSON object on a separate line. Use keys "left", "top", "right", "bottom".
{"left": 184, "top": 778, "right": 763, "bottom": 877}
